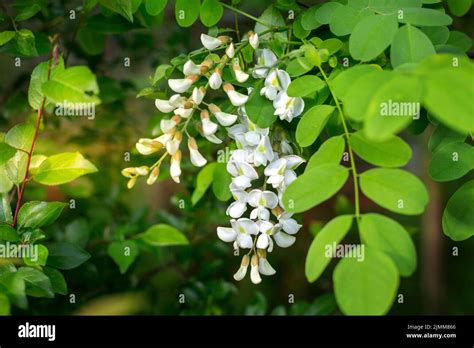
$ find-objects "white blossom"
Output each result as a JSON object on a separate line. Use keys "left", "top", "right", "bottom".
{"left": 209, "top": 69, "right": 222, "bottom": 90}
{"left": 200, "top": 34, "right": 222, "bottom": 50}
{"left": 250, "top": 255, "right": 262, "bottom": 284}
{"left": 253, "top": 49, "right": 277, "bottom": 78}
{"left": 248, "top": 189, "right": 278, "bottom": 221}
{"left": 183, "top": 60, "right": 201, "bottom": 76}
{"left": 226, "top": 189, "right": 248, "bottom": 218}
{"left": 261, "top": 69, "right": 291, "bottom": 101}
{"left": 168, "top": 78, "right": 195, "bottom": 93}
{"left": 273, "top": 92, "right": 305, "bottom": 122}
{"left": 170, "top": 150, "right": 182, "bottom": 183}
{"left": 188, "top": 137, "right": 207, "bottom": 167}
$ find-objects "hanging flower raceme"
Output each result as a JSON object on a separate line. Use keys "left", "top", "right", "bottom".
{"left": 124, "top": 31, "right": 305, "bottom": 284}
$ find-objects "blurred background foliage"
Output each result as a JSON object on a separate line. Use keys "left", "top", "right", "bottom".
{"left": 0, "top": 0, "right": 473, "bottom": 315}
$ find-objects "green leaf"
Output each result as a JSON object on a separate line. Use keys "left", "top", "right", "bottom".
{"left": 421, "top": 26, "right": 450, "bottom": 45}
{"left": 287, "top": 75, "right": 325, "bottom": 98}
{"left": 301, "top": 6, "right": 322, "bottom": 31}
{"left": 0, "top": 293, "right": 10, "bottom": 315}
{"left": 17, "top": 267, "right": 54, "bottom": 298}
{"left": 428, "top": 125, "right": 466, "bottom": 153}
{"left": 349, "top": 131, "right": 412, "bottom": 168}
{"left": 369, "top": 0, "right": 422, "bottom": 13}
{"left": 152, "top": 64, "right": 173, "bottom": 85}
{"left": 314, "top": 2, "right": 343, "bottom": 24}
{"left": 77, "top": 26, "right": 106, "bottom": 55}
{"left": 442, "top": 180, "right": 474, "bottom": 241}
{"left": 329, "top": 5, "right": 372, "bottom": 37}
{"left": 296, "top": 105, "right": 335, "bottom": 147}
{"left": 319, "top": 38, "right": 343, "bottom": 55}
{"left": 212, "top": 163, "right": 232, "bottom": 201}
{"left": 390, "top": 24, "right": 435, "bottom": 68}
{"left": 447, "top": 31, "right": 472, "bottom": 52}
{"left": 0, "top": 167, "right": 13, "bottom": 194}
{"left": 0, "top": 142, "right": 16, "bottom": 165}
{"left": 399, "top": 7, "right": 453, "bottom": 27}
{"left": 282, "top": 164, "right": 349, "bottom": 213}
{"left": 331, "top": 64, "right": 380, "bottom": 101}
{"left": 360, "top": 213, "right": 416, "bottom": 276}
{"left": 359, "top": 168, "right": 429, "bottom": 215}
{"left": 254, "top": 5, "right": 286, "bottom": 33}
{"left": 306, "top": 136, "right": 345, "bottom": 170}
{"left": 0, "top": 193, "right": 13, "bottom": 224}
{"left": 4, "top": 123, "right": 35, "bottom": 184}
{"left": 0, "top": 224, "right": 20, "bottom": 242}
{"left": 245, "top": 83, "right": 276, "bottom": 128}
{"left": 46, "top": 242, "right": 91, "bottom": 270}
{"left": 17, "top": 201, "right": 66, "bottom": 229}
{"left": 175, "top": 0, "right": 200, "bottom": 27}
{"left": 305, "top": 215, "right": 353, "bottom": 282}
{"left": 192, "top": 162, "right": 217, "bottom": 205}
{"left": 293, "top": 15, "right": 310, "bottom": 39}
{"left": 421, "top": 55, "right": 474, "bottom": 133}
{"left": 447, "top": 0, "right": 472, "bottom": 17}
{"left": 99, "top": 0, "right": 134, "bottom": 22}
{"left": 333, "top": 247, "right": 399, "bottom": 315}
{"left": 28, "top": 59, "right": 65, "bottom": 110}
{"left": 0, "top": 31, "right": 16, "bottom": 46}
{"left": 145, "top": 0, "right": 167, "bottom": 15}
{"left": 364, "top": 72, "right": 423, "bottom": 140}
{"left": 107, "top": 240, "right": 139, "bottom": 274}
{"left": 12, "top": 0, "right": 46, "bottom": 21}
{"left": 23, "top": 244, "right": 48, "bottom": 267}
{"left": 200, "top": 0, "right": 223, "bottom": 27}
{"left": 42, "top": 66, "right": 100, "bottom": 104}
{"left": 34, "top": 152, "right": 98, "bottom": 185}
{"left": 136, "top": 224, "right": 189, "bottom": 246}
{"left": 43, "top": 267, "right": 67, "bottom": 295}
{"left": 429, "top": 142, "right": 474, "bottom": 182}
{"left": 286, "top": 57, "right": 313, "bottom": 77}
{"left": 349, "top": 14, "right": 398, "bottom": 62}
{"left": 13, "top": 29, "right": 38, "bottom": 57}
{"left": 0, "top": 270, "right": 27, "bottom": 309}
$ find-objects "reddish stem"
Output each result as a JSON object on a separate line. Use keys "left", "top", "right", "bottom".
{"left": 12, "top": 41, "right": 57, "bottom": 227}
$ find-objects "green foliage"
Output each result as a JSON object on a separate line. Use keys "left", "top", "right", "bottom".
{"left": 0, "top": 0, "right": 472, "bottom": 318}
{"left": 17, "top": 201, "right": 66, "bottom": 229}
{"left": 334, "top": 247, "right": 399, "bottom": 315}
{"left": 108, "top": 240, "right": 139, "bottom": 274}
{"left": 305, "top": 215, "right": 353, "bottom": 282}
{"left": 175, "top": 0, "right": 200, "bottom": 27}
{"left": 442, "top": 180, "right": 474, "bottom": 241}
{"left": 283, "top": 164, "right": 349, "bottom": 213}
{"left": 348, "top": 132, "right": 412, "bottom": 168}
{"left": 359, "top": 213, "right": 416, "bottom": 277}
{"left": 349, "top": 14, "right": 398, "bottom": 62}
{"left": 33, "top": 152, "right": 98, "bottom": 185}
{"left": 359, "top": 168, "right": 429, "bottom": 215}
{"left": 296, "top": 105, "right": 335, "bottom": 147}
{"left": 136, "top": 224, "right": 189, "bottom": 246}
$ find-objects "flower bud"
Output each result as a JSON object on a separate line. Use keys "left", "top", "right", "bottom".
{"left": 127, "top": 176, "right": 137, "bottom": 189}
{"left": 233, "top": 255, "right": 250, "bottom": 281}
{"left": 224, "top": 83, "right": 248, "bottom": 106}
{"left": 250, "top": 255, "right": 262, "bottom": 284}
{"left": 147, "top": 167, "right": 160, "bottom": 185}
{"left": 209, "top": 68, "right": 222, "bottom": 90}
{"left": 170, "top": 150, "right": 182, "bottom": 183}
{"left": 166, "top": 131, "right": 182, "bottom": 155}
{"left": 248, "top": 31, "right": 259, "bottom": 49}
{"left": 191, "top": 86, "right": 206, "bottom": 105}
{"left": 226, "top": 42, "right": 235, "bottom": 58}
{"left": 188, "top": 137, "right": 207, "bottom": 167}
{"left": 233, "top": 63, "right": 249, "bottom": 83}
{"left": 183, "top": 60, "right": 201, "bottom": 76}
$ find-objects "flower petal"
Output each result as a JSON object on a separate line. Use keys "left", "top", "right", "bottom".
{"left": 217, "top": 227, "right": 237, "bottom": 242}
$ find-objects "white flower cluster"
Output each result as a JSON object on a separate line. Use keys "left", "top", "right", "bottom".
{"left": 124, "top": 31, "right": 306, "bottom": 284}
